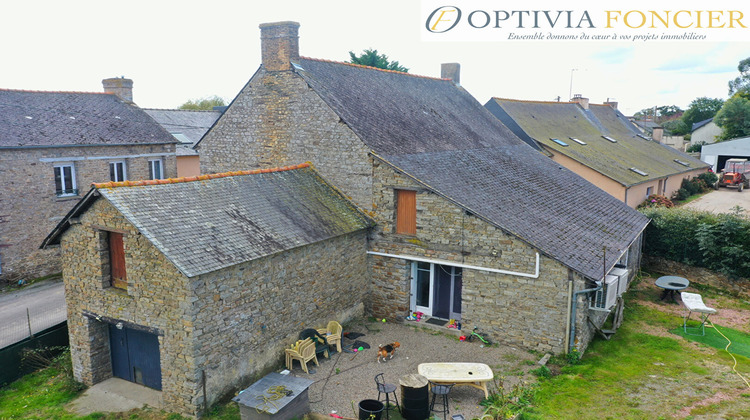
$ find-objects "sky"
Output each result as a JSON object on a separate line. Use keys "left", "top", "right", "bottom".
{"left": 1, "top": 1, "right": 748, "bottom": 116}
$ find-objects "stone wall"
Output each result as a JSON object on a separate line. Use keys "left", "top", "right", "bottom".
{"left": 191, "top": 230, "right": 368, "bottom": 408}
{"left": 60, "top": 196, "right": 369, "bottom": 416}
{"left": 368, "top": 158, "right": 583, "bottom": 354}
{"left": 0, "top": 145, "right": 176, "bottom": 284}
{"left": 196, "top": 69, "right": 374, "bottom": 210}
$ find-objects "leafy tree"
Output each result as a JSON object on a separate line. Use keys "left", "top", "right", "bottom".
{"left": 661, "top": 119, "right": 689, "bottom": 136}
{"left": 728, "top": 57, "right": 750, "bottom": 97}
{"left": 348, "top": 49, "right": 409, "bottom": 72}
{"left": 178, "top": 95, "right": 226, "bottom": 110}
{"left": 633, "top": 105, "right": 682, "bottom": 123}
{"left": 682, "top": 97, "right": 725, "bottom": 129}
{"left": 714, "top": 95, "right": 750, "bottom": 140}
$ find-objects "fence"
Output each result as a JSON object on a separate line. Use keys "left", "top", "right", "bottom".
{"left": 0, "top": 321, "right": 69, "bottom": 386}
{"left": 0, "top": 303, "right": 67, "bottom": 349}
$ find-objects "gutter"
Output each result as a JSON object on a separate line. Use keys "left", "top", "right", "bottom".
{"left": 367, "top": 251, "right": 540, "bottom": 278}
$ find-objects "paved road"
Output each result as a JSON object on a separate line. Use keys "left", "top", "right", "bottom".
{"left": 0, "top": 280, "right": 66, "bottom": 348}
{"left": 683, "top": 187, "right": 750, "bottom": 216}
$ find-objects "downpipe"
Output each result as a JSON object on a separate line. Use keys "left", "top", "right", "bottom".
{"left": 567, "top": 280, "right": 602, "bottom": 354}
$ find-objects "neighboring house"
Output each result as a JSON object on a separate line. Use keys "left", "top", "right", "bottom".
{"left": 41, "top": 163, "right": 373, "bottom": 415}
{"left": 197, "top": 22, "right": 649, "bottom": 359}
{"left": 691, "top": 118, "right": 722, "bottom": 146}
{"left": 700, "top": 136, "right": 750, "bottom": 171}
{"left": 0, "top": 81, "right": 177, "bottom": 283}
{"left": 486, "top": 97, "right": 709, "bottom": 208}
{"left": 143, "top": 108, "right": 222, "bottom": 177}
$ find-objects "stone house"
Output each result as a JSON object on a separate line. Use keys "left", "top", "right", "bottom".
{"left": 143, "top": 108, "right": 222, "bottom": 177}
{"left": 196, "top": 21, "right": 650, "bottom": 356}
{"left": 486, "top": 97, "right": 709, "bottom": 208}
{"left": 0, "top": 81, "right": 177, "bottom": 283}
{"left": 691, "top": 118, "right": 722, "bottom": 146}
{"left": 41, "top": 163, "right": 373, "bottom": 415}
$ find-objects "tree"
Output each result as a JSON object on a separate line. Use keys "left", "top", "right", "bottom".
{"left": 662, "top": 119, "right": 689, "bottom": 136}
{"left": 633, "top": 105, "right": 682, "bottom": 123}
{"left": 714, "top": 95, "right": 750, "bottom": 140}
{"left": 681, "top": 97, "right": 725, "bottom": 129}
{"left": 178, "top": 95, "right": 226, "bottom": 110}
{"left": 348, "top": 49, "right": 409, "bottom": 72}
{"left": 728, "top": 57, "right": 750, "bottom": 97}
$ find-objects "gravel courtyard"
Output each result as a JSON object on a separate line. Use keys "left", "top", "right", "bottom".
{"left": 286, "top": 319, "right": 541, "bottom": 420}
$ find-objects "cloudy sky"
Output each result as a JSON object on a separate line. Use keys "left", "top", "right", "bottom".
{"left": 1, "top": 0, "right": 748, "bottom": 115}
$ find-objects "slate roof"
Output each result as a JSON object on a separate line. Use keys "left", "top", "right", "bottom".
{"left": 487, "top": 98, "right": 708, "bottom": 187}
{"left": 42, "top": 164, "right": 373, "bottom": 278}
{"left": 293, "top": 58, "right": 649, "bottom": 280}
{"left": 692, "top": 118, "right": 713, "bottom": 132}
{"left": 144, "top": 108, "right": 222, "bottom": 155}
{"left": 0, "top": 89, "right": 176, "bottom": 147}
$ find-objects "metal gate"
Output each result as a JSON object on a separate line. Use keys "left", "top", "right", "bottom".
{"left": 109, "top": 324, "right": 162, "bottom": 390}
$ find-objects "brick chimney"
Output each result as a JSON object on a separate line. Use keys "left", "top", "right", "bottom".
{"left": 260, "top": 21, "right": 300, "bottom": 72}
{"left": 604, "top": 100, "right": 618, "bottom": 110}
{"left": 571, "top": 94, "right": 589, "bottom": 110}
{"left": 102, "top": 77, "right": 133, "bottom": 102}
{"left": 652, "top": 126, "right": 664, "bottom": 142}
{"left": 441, "top": 63, "right": 460, "bottom": 84}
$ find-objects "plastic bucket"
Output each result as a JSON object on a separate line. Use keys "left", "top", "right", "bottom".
{"left": 358, "top": 399, "right": 384, "bottom": 420}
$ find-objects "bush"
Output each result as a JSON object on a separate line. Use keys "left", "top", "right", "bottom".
{"left": 530, "top": 366, "right": 551, "bottom": 379}
{"left": 480, "top": 377, "right": 536, "bottom": 420}
{"left": 698, "top": 171, "right": 718, "bottom": 186}
{"left": 638, "top": 194, "right": 674, "bottom": 209}
{"left": 686, "top": 141, "right": 705, "bottom": 153}
{"left": 639, "top": 207, "right": 750, "bottom": 278}
{"left": 673, "top": 188, "right": 689, "bottom": 201}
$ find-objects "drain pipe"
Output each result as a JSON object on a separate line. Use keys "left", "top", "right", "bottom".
{"left": 568, "top": 280, "right": 602, "bottom": 354}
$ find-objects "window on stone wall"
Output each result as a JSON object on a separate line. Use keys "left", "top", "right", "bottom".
{"left": 148, "top": 159, "right": 163, "bottom": 180}
{"left": 108, "top": 232, "right": 127, "bottom": 290}
{"left": 54, "top": 163, "right": 77, "bottom": 196}
{"left": 646, "top": 186, "right": 653, "bottom": 197}
{"left": 109, "top": 161, "right": 127, "bottom": 182}
{"left": 396, "top": 189, "right": 417, "bottom": 235}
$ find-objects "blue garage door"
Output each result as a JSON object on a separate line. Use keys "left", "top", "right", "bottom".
{"left": 109, "top": 324, "right": 162, "bottom": 390}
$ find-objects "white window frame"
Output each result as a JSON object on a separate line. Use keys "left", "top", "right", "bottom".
{"left": 109, "top": 161, "right": 127, "bottom": 182}
{"left": 148, "top": 159, "right": 164, "bottom": 180}
{"left": 646, "top": 186, "right": 654, "bottom": 197}
{"left": 54, "top": 163, "right": 77, "bottom": 197}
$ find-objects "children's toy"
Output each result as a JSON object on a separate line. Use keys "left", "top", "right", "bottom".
{"left": 447, "top": 319, "right": 457, "bottom": 328}
{"left": 459, "top": 335, "right": 466, "bottom": 341}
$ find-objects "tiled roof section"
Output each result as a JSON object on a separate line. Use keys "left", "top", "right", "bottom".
{"left": 95, "top": 164, "right": 372, "bottom": 277}
{"left": 143, "top": 108, "right": 222, "bottom": 146}
{"left": 691, "top": 118, "right": 713, "bottom": 131}
{"left": 295, "top": 57, "right": 527, "bottom": 155}
{"left": 382, "top": 147, "right": 649, "bottom": 280}
{"left": 294, "top": 58, "right": 648, "bottom": 279}
{"left": 0, "top": 89, "right": 176, "bottom": 147}
{"left": 488, "top": 98, "right": 708, "bottom": 186}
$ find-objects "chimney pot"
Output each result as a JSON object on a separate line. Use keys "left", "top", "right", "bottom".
{"left": 441, "top": 63, "right": 460, "bottom": 84}
{"left": 102, "top": 77, "right": 133, "bottom": 102}
{"left": 260, "top": 21, "right": 300, "bottom": 72}
{"left": 571, "top": 94, "right": 589, "bottom": 110}
{"left": 604, "top": 100, "right": 618, "bottom": 110}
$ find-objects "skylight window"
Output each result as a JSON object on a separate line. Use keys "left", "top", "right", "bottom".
{"left": 550, "top": 138, "right": 569, "bottom": 147}
{"left": 637, "top": 134, "right": 651, "bottom": 140}
{"left": 674, "top": 159, "right": 690, "bottom": 167}
{"left": 630, "top": 167, "right": 648, "bottom": 176}
{"left": 569, "top": 137, "right": 587, "bottom": 145}
{"left": 602, "top": 136, "right": 617, "bottom": 143}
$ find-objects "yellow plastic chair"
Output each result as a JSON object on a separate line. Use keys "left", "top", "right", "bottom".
{"left": 324, "top": 321, "right": 343, "bottom": 353}
{"left": 285, "top": 338, "right": 318, "bottom": 373}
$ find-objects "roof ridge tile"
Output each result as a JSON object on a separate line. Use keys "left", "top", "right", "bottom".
{"left": 492, "top": 97, "right": 576, "bottom": 105}
{"left": 0, "top": 87, "right": 112, "bottom": 95}
{"left": 299, "top": 56, "right": 451, "bottom": 81}
{"left": 93, "top": 162, "right": 312, "bottom": 189}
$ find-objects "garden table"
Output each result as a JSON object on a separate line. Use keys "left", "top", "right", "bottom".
{"left": 417, "top": 362, "right": 493, "bottom": 399}
{"left": 655, "top": 276, "right": 690, "bottom": 302}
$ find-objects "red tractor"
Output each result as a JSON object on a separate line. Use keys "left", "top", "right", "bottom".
{"left": 715, "top": 158, "right": 750, "bottom": 192}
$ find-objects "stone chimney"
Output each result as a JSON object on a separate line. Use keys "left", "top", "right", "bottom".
{"left": 102, "top": 77, "right": 133, "bottom": 102}
{"left": 652, "top": 126, "right": 664, "bottom": 142}
{"left": 571, "top": 94, "right": 589, "bottom": 110}
{"left": 260, "top": 21, "right": 300, "bottom": 72}
{"left": 604, "top": 100, "right": 618, "bottom": 110}
{"left": 441, "top": 63, "right": 460, "bottom": 84}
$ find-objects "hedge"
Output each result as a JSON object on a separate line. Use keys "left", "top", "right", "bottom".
{"left": 639, "top": 207, "right": 750, "bottom": 279}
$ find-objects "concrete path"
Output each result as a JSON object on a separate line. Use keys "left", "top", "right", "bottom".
{"left": 66, "top": 377, "right": 163, "bottom": 415}
{"left": 682, "top": 188, "right": 750, "bottom": 217}
{"left": 0, "top": 279, "right": 66, "bottom": 348}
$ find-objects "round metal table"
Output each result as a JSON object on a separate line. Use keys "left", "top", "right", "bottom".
{"left": 655, "top": 276, "right": 689, "bottom": 301}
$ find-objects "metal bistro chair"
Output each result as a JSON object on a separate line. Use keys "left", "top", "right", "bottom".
{"left": 375, "top": 373, "right": 400, "bottom": 420}
{"left": 429, "top": 381, "right": 455, "bottom": 420}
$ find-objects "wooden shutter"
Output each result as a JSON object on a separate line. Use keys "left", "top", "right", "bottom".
{"left": 396, "top": 190, "right": 417, "bottom": 235}
{"left": 109, "top": 232, "right": 127, "bottom": 289}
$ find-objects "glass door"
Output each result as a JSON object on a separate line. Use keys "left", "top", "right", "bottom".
{"left": 411, "top": 261, "right": 433, "bottom": 316}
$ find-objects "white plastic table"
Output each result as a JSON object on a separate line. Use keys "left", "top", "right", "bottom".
{"left": 417, "top": 362, "right": 493, "bottom": 398}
